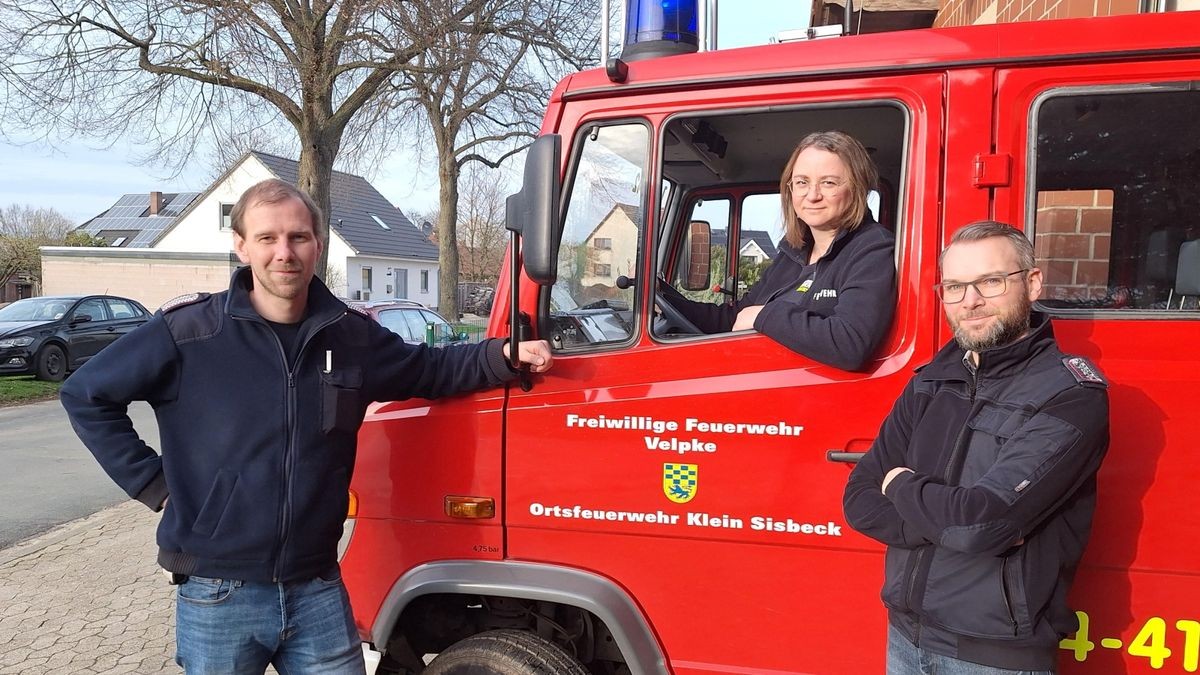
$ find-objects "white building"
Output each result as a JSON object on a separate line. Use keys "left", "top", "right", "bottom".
{"left": 50, "top": 151, "right": 440, "bottom": 310}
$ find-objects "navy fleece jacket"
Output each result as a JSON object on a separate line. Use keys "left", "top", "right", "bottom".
{"left": 61, "top": 268, "right": 516, "bottom": 583}
{"left": 672, "top": 220, "right": 896, "bottom": 370}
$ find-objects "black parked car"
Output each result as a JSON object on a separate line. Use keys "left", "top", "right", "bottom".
{"left": 0, "top": 295, "right": 151, "bottom": 381}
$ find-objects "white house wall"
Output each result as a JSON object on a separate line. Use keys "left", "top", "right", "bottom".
{"left": 36, "top": 153, "right": 446, "bottom": 319}
{"left": 346, "top": 256, "right": 439, "bottom": 308}
{"left": 580, "top": 211, "right": 637, "bottom": 288}
{"left": 324, "top": 233, "right": 353, "bottom": 298}
{"left": 156, "top": 157, "right": 275, "bottom": 252}
{"left": 739, "top": 241, "right": 770, "bottom": 265}
{"left": 152, "top": 155, "right": 410, "bottom": 301}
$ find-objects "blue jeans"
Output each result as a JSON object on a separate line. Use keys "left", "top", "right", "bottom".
{"left": 887, "top": 624, "right": 1055, "bottom": 675}
{"left": 174, "top": 570, "right": 365, "bottom": 675}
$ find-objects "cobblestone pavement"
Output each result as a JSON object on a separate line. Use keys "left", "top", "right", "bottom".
{"left": 0, "top": 501, "right": 178, "bottom": 675}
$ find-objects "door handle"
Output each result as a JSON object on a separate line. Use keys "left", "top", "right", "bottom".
{"left": 826, "top": 438, "right": 874, "bottom": 464}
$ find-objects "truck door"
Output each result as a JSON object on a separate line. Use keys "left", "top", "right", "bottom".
{"left": 503, "top": 74, "right": 944, "bottom": 673}
{"left": 993, "top": 58, "right": 1200, "bottom": 674}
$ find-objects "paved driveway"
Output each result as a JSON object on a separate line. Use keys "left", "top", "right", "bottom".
{"left": 0, "top": 398, "right": 160, "bottom": 549}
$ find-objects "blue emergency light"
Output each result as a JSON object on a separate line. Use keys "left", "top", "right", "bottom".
{"left": 622, "top": 0, "right": 700, "bottom": 61}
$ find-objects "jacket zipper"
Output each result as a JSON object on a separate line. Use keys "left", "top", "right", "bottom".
{"left": 904, "top": 367, "right": 979, "bottom": 619}
{"left": 942, "top": 367, "right": 978, "bottom": 484}
{"left": 233, "top": 311, "right": 343, "bottom": 583}
{"left": 1001, "top": 556, "right": 1019, "bottom": 636}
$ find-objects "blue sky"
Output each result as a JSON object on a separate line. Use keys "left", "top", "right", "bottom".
{"left": 0, "top": 0, "right": 807, "bottom": 224}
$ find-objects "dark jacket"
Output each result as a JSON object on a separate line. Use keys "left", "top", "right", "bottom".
{"left": 671, "top": 220, "right": 895, "bottom": 370}
{"left": 61, "top": 268, "right": 516, "bottom": 584}
{"left": 843, "top": 314, "right": 1109, "bottom": 671}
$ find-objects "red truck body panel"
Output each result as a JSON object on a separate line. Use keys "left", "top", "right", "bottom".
{"left": 345, "top": 11, "right": 1200, "bottom": 673}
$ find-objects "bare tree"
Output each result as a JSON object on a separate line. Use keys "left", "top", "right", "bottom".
{"left": 456, "top": 166, "right": 507, "bottom": 284}
{"left": 322, "top": 262, "right": 347, "bottom": 298}
{"left": 0, "top": 0, "right": 564, "bottom": 276}
{"left": 391, "top": 0, "right": 594, "bottom": 315}
{"left": 0, "top": 204, "right": 75, "bottom": 290}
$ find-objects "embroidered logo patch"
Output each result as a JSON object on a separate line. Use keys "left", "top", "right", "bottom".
{"left": 796, "top": 279, "right": 814, "bottom": 293}
{"left": 161, "top": 293, "right": 203, "bottom": 313}
{"left": 813, "top": 289, "right": 838, "bottom": 300}
{"left": 1063, "top": 356, "right": 1106, "bottom": 385}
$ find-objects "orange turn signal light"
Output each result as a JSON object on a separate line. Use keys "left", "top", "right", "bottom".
{"left": 346, "top": 490, "right": 359, "bottom": 519}
{"left": 445, "top": 496, "right": 496, "bottom": 519}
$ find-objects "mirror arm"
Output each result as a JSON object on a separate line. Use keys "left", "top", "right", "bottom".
{"left": 508, "top": 231, "right": 523, "bottom": 372}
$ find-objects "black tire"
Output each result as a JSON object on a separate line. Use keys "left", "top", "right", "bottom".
{"left": 423, "top": 629, "right": 588, "bottom": 675}
{"left": 35, "top": 344, "right": 67, "bottom": 382}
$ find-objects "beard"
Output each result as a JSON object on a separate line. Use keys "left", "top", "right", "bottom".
{"left": 952, "top": 294, "right": 1032, "bottom": 353}
{"left": 253, "top": 266, "right": 308, "bottom": 301}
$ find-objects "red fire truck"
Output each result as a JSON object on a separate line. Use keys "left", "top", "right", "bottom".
{"left": 340, "top": 6, "right": 1200, "bottom": 673}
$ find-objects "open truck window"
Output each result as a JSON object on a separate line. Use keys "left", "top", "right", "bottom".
{"left": 654, "top": 103, "right": 907, "bottom": 339}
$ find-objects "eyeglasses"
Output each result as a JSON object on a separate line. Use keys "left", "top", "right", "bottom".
{"left": 935, "top": 269, "right": 1029, "bottom": 304}
{"left": 789, "top": 178, "right": 846, "bottom": 197}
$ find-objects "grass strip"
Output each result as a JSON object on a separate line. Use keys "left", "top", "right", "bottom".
{"left": 0, "top": 376, "right": 62, "bottom": 407}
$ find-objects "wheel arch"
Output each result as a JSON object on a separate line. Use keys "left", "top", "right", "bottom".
{"left": 371, "top": 560, "right": 668, "bottom": 674}
{"left": 36, "top": 337, "right": 68, "bottom": 355}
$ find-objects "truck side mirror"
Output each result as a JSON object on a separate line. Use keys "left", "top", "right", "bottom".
{"left": 678, "top": 220, "right": 713, "bottom": 291}
{"left": 506, "top": 134, "right": 562, "bottom": 285}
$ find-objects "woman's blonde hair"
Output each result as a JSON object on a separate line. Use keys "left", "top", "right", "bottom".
{"left": 778, "top": 131, "right": 878, "bottom": 248}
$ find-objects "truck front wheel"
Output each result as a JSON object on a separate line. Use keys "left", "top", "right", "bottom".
{"left": 423, "top": 629, "right": 587, "bottom": 675}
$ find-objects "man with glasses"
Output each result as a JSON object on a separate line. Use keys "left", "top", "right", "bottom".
{"left": 843, "top": 220, "right": 1110, "bottom": 674}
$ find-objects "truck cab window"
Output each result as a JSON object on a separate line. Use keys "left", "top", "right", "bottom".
{"left": 548, "top": 123, "right": 649, "bottom": 350}
{"left": 736, "top": 193, "right": 786, "bottom": 302}
{"left": 654, "top": 104, "right": 907, "bottom": 340}
{"left": 1031, "top": 85, "right": 1200, "bottom": 314}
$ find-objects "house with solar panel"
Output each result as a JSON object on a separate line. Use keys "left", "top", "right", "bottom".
{"left": 71, "top": 191, "right": 203, "bottom": 248}
{"left": 42, "top": 151, "right": 440, "bottom": 310}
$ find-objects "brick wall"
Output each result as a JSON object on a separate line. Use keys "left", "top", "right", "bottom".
{"left": 936, "top": 0, "right": 1138, "bottom": 27}
{"left": 1034, "top": 190, "right": 1113, "bottom": 300}
{"left": 41, "top": 248, "right": 237, "bottom": 311}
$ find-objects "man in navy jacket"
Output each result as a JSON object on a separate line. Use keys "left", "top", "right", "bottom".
{"left": 61, "top": 179, "right": 552, "bottom": 674}
{"left": 844, "top": 221, "right": 1109, "bottom": 674}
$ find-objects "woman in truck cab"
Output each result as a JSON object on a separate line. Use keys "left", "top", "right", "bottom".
{"left": 659, "top": 130, "right": 896, "bottom": 371}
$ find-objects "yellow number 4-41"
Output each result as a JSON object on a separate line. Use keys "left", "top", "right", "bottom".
{"left": 1129, "top": 618, "right": 1171, "bottom": 669}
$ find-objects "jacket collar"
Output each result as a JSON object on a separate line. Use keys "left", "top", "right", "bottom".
{"left": 921, "top": 312, "right": 1056, "bottom": 381}
{"left": 779, "top": 217, "right": 874, "bottom": 265}
{"left": 225, "top": 266, "right": 346, "bottom": 328}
